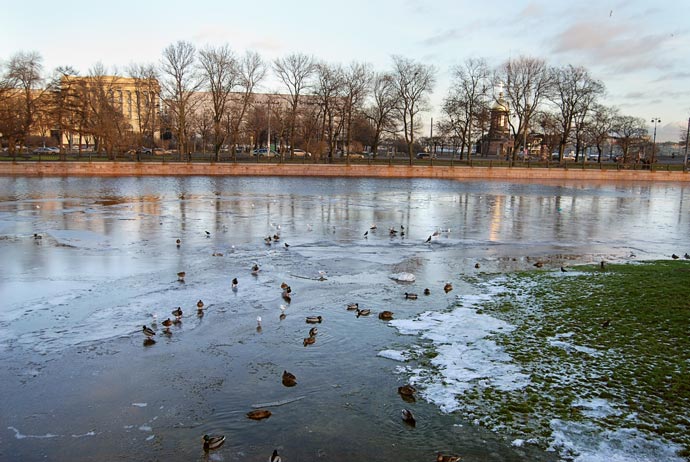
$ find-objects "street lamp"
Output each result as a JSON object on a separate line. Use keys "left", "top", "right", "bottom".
{"left": 651, "top": 117, "right": 661, "bottom": 164}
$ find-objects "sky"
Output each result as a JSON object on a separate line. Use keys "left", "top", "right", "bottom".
{"left": 2, "top": 0, "right": 689, "bottom": 142}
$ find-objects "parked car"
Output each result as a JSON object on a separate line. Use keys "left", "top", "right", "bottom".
{"left": 416, "top": 152, "right": 436, "bottom": 159}
{"left": 152, "top": 148, "right": 169, "bottom": 155}
{"left": 140, "top": 147, "right": 153, "bottom": 155}
{"left": 587, "top": 152, "right": 600, "bottom": 161}
{"left": 252, "top": 148, "right": 280, "bottom": 158}
{"left": 292, "top": 149, "right": 311, "bottom": 157}
{"left": 33, "top": 147, "right": 59, "bottom": 154}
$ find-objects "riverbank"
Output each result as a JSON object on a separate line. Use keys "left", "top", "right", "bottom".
{"left": 1, "top": 160, "right": 688, "bottom": 182}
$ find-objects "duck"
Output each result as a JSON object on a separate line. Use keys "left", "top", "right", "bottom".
{"left": 175, "top": 238, "right": 181, "bottom": 247}
{"left": 398, "top": 384, "right": 416, "bottom": 397}
{"left": 424, "top": 288, "right": 431, "bottom": 296}
{"left": 389, "top": 227, "right": 398, "bottom": 236}
{"left": 560, "top": 266, "right": 568, "bottom": 272}
{"left": 308, "top": 327, "right": 318, "bottom": 337}
{"left": 264, "top": 236, "right": 272, "bottom": 246}
{"left": 404, "top": 292, "right": 418, "bottom": 300}
{"left": 363, "top": 230, "right": 368, "bottom": 237}
{"left": 280, "top": 282, "right": 289, "bottom": 290}
{"left": 600, "top": 261, "right": 606, "bottom": 269}
{"left": 305, "top": 316, "right": 322, "bottom": 324}
{"left": 672, "top": 253, "right": 680, "bottom": 259}
{"left": 356, "top": 308, "right": 371, "bottom": 318}
{"left": 270, "top": 449, "right": 282, "bottom": 462}
{"left": 246, "top": 409, "right": 272, "bottom": 420}
{"left": 401, "top": 408, "right": 416, "bottom": 426}
{"left": 533, "top": 261, "right": 544, "bottom": 268}
{"left": 346, "top": 303, "right": 359, "bottom": 311}
{"left": 177, "top": 271, "right": 186, "bottom": 282}
{"left": 272, "top": 234, "right": 280, "bottom": 241}
{"left": 161, "top": 318, "right": 173, "bottom": 328}
{"left": 197, "top": 300, "right": 204, "bottom": 309}
{"left": 303, "top": 336, "right": 316, "bottom": 346}
{"left": 444, "top": 283, "right": 453, "bottom": 293}
{"left": 33, "top": 233, "right": 42, "bottom": 240}
{"left": 282, "top": 370, "right": 297, "bottom": 387}
{"left": 232, "top": 277, "right": 238, "bottom": 289}
{"left": 685, "top": 253, "right": 690, "bottom": 259}
{"left": 202, "top": 434, "right": 225, "bottom": 451}
{"left": 251, "top": 264, "right": 260, "bottom": 275}
{"left": 282, "top": 291, "right": 292, "bottom": 303}
{"left": 474, "top": 262, "right": 480, "bottom": 269}
{"left": 172, "top": 307, "right": 183, "bottom": 318}
{"left": 436, "top": 453, "right": 461, "bottom": 462}
{"left": 601, "top": 319, "right": 611, "bottom": 328}
{"left": 142, "top": 325, "right": 156, "bottom": 338}
{"left": 284, "top": 242, "right": 290, "bottom": 249}
{"left": 205, "top": 231, "right": 211, "bottom": 237}
{"left": 378, "top": 311, "right": 394, "bottom": 320}
{"left": 425, "top": 235, "right": 432, "bottom": 243}
{"left": 370, "top": 224, "right": 377, "bottom": 230}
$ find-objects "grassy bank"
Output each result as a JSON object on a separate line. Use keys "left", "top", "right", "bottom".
{"left": 462, "top": 261, "right": 690, "bottom": 459}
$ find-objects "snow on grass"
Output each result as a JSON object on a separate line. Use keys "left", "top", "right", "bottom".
{"left": 380, "top": 268, "right": 688, "bottom": 462}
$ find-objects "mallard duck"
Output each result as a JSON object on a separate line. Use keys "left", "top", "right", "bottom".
{"left": 303, "top": 336, "right": 316, "bottom": 346}
{"left": 284, "top": 242, "right": 290, "bottom": 248}
{"left": 161, "top": 318, "right": 173, "bottom": 328}
{"left": 389, "top": 227, "right": 398, "bottom": 236}
{"left": 533, "top": 261, "right": 544, "bottom": 268}
{"left": 282, "top": 291, "right": 291, "bottom": 303}
{"left": 270, "top": 449, "right": 282, "bottom": 462}
{"left": 436, "top": 453, "right": 461, "bottom": 462}
{"left": 232, "top": 277, "right": 238, "bottom": 289}
{"left": 474, "top": 262, "right": 480, "bottom": 269}
{"left": 205, "top": 231, "right": 211, "bottom": 237}
{"left": 404, "top": 292, "right": 418, "bottom": 300}
{"left": 246, "top": 409, "right": 272, "bottom": 420}
{"left": 398, "top": 384, "right": 416, "bottom": 397}
{"left": 197, "top": 300, "right": 204, "bottom": 309}
{"left": 202, "top": 434, "right": 225, "bottom": 451}
{"left": 272, "top": 234, "right": 280, "bottom": 241}
{"left": 378, "top": 311, "right": 394, "bottom": 320}
{"left": 305, "top": 316, "right": 322, "bottom": 324}
{"left": 424, "top": 288, "right": 431, "bottom": 295}
{"left": 175, "top": 238, "right": 181, "bottom": 247}
{"left": 308, "top": 327, "right": 318, "bottom": 337}
{"left": 370, "top": 224, "right": 377, "bottom": 230}
{"left": 346, "top": 303, "right": 359, "bottom": 311}
{"left": 672, "top": 253, "right": 680, "bottom": 259}
{"left": 401, "top": 408, "right": 416, "bottom": 426}
{"left": 356, "top": 308, "right": 371, "bottom": 317}
{"left": 177, "top": 271, "right": 185, "bottom": 281}
{"left": 33, "top": 233, "right": 42, "bottom": 240}
{"left": 685, "top": 253, "right": 690, "bottom": 260}
{"left": 282, "top": 370, "right": 297, "bottom": 387}
{"left": 172, "top": 307, "right": 183, "bottom": 318}
{"left": 251, "top": 264, "right": 260, "bottom": 275}
{"left": 444, "top": 283, "right": 453, "bottom": 293}
{"left": 142, "top": 325, "right": 156, "bottom": 338}
{"left": 280, "top": 282, "right": 289, "bottom": 290}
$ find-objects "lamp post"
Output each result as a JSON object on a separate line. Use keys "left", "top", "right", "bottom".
{"left": 650, "top": 117, "right": 661, "bottom": 164}
{"left": 684, "top": 117, "right": 689, "bottom": 172}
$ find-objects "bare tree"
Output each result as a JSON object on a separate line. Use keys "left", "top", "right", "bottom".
{"left": 390, "top": 55, "right": 436, "bottom": 164}
{"left": 585, "top": 104, "right": 617, "bottom": 162}
{"left": 127, "top": 63, "right": 160, "bottom": 150}
{"left": 199, "top": 44, "right": 239, "bottom": 160}
{"left": 550, "top": 64, "right": 604, "bottom": 161}
{"left": 160, "top": 41, "right": 202, "bottom": 160}
{"left": 496, "top": 56, "right": 553, "bottom": 161}
{"left": 227, "top": 51, "right": 266, "bottom": 159}
{"left": 443, "top": 58, "right": 491, "bottom": 160}
{"left": 273, "top": 53, "right": 316, "bottom": 156}
{"left": 365, "top": 72, "right": 398, "bottom": 157}
{"left": 341, "top": 62, "right": 372, "bottom": 161}
{"left": 612, "top": 114, "right": 647, "bottom": 162}
{"left": 2, "top": 51, "right": 44, "bottom": 153}
{"left": 313, "top": 62, "right": 345, "bottom": 161}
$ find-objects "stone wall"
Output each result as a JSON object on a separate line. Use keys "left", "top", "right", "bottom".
{"left": 0, "top": 161, "right": 688, "bottom": 182}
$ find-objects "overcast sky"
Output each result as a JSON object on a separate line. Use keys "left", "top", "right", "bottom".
{"left": 2, "top": 0, "right": 689, "bottom": 141}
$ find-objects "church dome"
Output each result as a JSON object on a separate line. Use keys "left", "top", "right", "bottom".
{"left": 492, "top": 95, "right": 509, "bottom": 112}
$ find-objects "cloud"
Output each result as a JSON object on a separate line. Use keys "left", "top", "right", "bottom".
{"left": 419, "top": 28, "right": 467, "bottom": 47}
{"left": 550, "top": 19, "right": 675, "bottom": 72}
{"left": 518, "top": 2, "right": 546, "bottom": 20}
{"left": 653, "top": 71, "right": 690, "bottom": 82}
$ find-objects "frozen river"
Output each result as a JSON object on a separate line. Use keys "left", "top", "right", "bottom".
{"left": 0, "top": 176, "right": 688, "bottom": 461}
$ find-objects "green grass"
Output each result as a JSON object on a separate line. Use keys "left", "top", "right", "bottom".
{"left": 459, "top": 261, "right": 690, "bottom": 458}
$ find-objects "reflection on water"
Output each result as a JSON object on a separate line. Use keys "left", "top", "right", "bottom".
{"left": 0, "top": 176, "right": 688, "bottom": 461}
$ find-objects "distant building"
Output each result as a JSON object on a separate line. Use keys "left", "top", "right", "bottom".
{"left": 483, "top": 92, "right": 512, "bottom": 158}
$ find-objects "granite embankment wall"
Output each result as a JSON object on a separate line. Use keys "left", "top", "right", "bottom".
{"left": 0, "top": 161, "right": 688, "bottom": 182}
